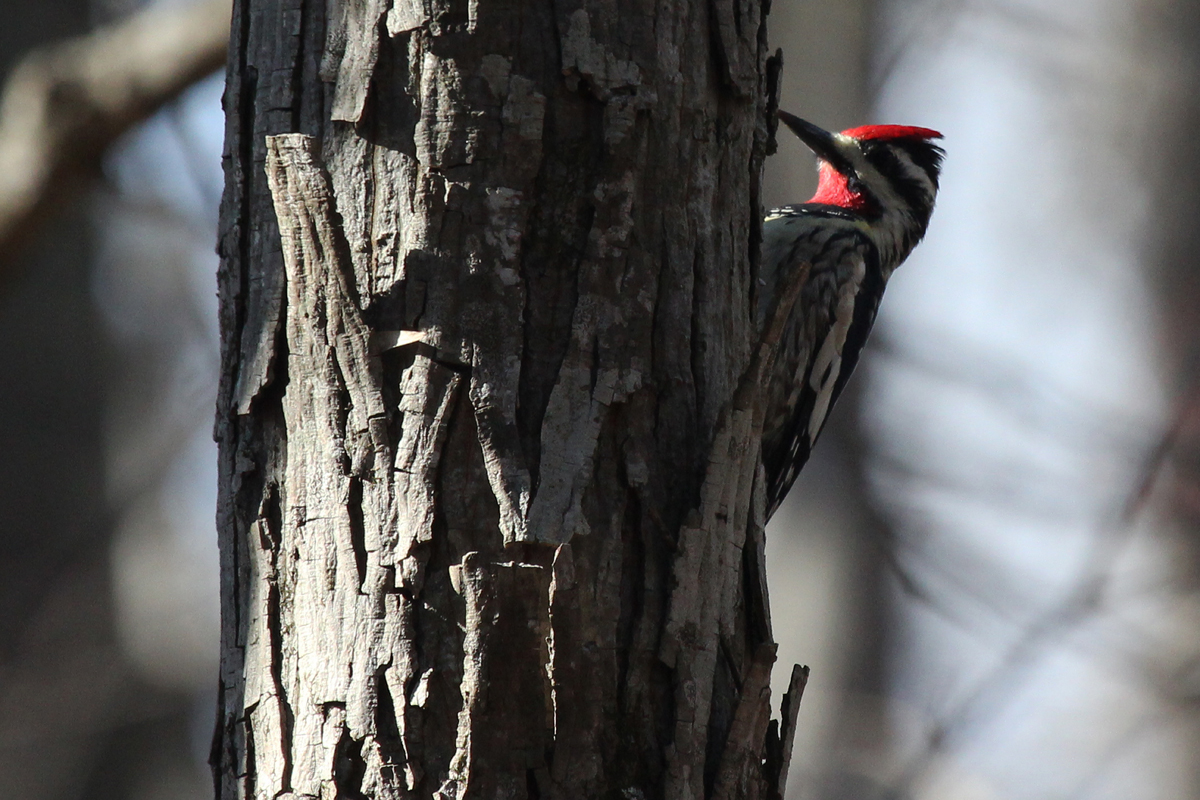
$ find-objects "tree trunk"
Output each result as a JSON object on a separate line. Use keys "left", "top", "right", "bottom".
{"left": 212, "top": 0, "right": 803, "bottom": 797}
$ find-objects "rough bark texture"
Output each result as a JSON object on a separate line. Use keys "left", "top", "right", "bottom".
{"left": 213, "top": 0, "right": 802, "bottom": 797}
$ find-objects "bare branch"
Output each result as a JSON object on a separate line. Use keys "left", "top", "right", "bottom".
{"left": 0, "top": 0, "right": 231, "bottom": 269}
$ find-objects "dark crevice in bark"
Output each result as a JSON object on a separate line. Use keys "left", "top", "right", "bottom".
{"left": 379, "top": 345, "right": 416, "bottom": 448}
{"left": 224, "top": 1, "right": 254, "bottom": 392}
{"left": 415, "top": 589, "right": 465, "bottom": 793}
{"left": 242, "top": 714, "right": 256, "bottom": 799}
{"left": 706, "top": 637, "right": 739, "bottom": 793}
{"left": 689, "top": 244, "right": 707, "bottom": 477}
{"left": 347, "top": 477, "right": 367, "bottom": 588}
{"left": 288, "top": 4, "right": 307, "bottom": 133}
{"left": 229, "top": 444, "right": 257, "bottom": 639}
{"left": 706, "top": 0, "right": 732, "bottom": 96}
{"left": 333, "top": 725, "right": 368, "bottom": 800}
{"left": 438, "top": 367, "right": 504, "bottom": 557}
{"left": 616, "top": 480, "right": 644, "bottom": 706}
{"left": 764, "top": 718, "right": 783, "bottom": 799}
{"left": 742, "top": 519, "right": 771, "bottom": 646}
{"left": 263, "top": 485, "right": 282, "bottom": 551}
{"left": 227, "top": 156, "right": 255, "bottom": 389}
{"left": 651, "top": 658, "right": 675, "bottom": 783}
{"left": 375, "top": 670, "right": 407, "bottom": 771}
{"left": 515, "top": 88, "right": 604, "bottom": 491}
{"left": 332, "top": 369, "right": 354, "bottom": 475}
{"left": 588, "top": 331, "right": 601, "bottom": 393}
{"left": 639, "top": 476, "right": 676, "bottom": 770}
{"left": 647, "top": 240, "right": 697, "bottom": 537}
{"left": 266, "top": 582, "right": 294, "bottom": 792}
{"left": 221, "top": 11, "right": 265, "bottom": 661}
{"left": 363, "top": 32, "right": 418, "bottom": 156}
{"left": 308, "top": 0, "right": 332, "bottom": 141}
{"left": 401, "top": 545, "right": 449, "bottom": 795}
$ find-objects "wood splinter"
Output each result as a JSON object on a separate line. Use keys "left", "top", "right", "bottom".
{"left": 370, "top": 329, "right": 426, "bottom": 355}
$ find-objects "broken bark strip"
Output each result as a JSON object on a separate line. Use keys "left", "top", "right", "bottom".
{"left": 444, "top": 555, "right": 553, "bottom": 797}
{"left": 260, "top": 133, "right": 409, "bottom": 797}
{"left": 215, "top": 0, "right": 806, "bottom": 796}
{"left": 766, "top": 664, "right": 810, "bottom": 800}
{"left": 712, "top": 643, "right": 777, "bottom": 800}
{"left": 266, "top": 134, "right": 389, "bottom": 475}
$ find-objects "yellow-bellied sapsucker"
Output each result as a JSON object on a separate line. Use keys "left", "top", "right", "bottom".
{"left": 761, "top": 112, "right": 944, "bottom": 518}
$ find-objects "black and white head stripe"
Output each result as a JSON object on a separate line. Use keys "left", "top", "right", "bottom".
{"left": 861, "top": 137, "right": 944, "bottom": 223}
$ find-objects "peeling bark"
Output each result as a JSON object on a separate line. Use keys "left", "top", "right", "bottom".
{"left": 213, "top": 0, "right": 802, "bottom": 797}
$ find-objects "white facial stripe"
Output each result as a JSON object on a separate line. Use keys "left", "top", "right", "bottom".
{"left": 841, "top": 141, "right": 935, "bottom": 208}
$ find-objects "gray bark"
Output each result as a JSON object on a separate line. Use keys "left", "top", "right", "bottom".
{"left": 213, "top": 0, "right": 803, "bottom": 797}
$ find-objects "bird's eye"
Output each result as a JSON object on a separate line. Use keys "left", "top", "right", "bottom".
{"left": 847, "top": 176, "right": 866, "bottom": 195}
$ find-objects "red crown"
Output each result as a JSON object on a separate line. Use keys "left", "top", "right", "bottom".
{"left": 840, "top": 124, "right": 943, "bottom": 141}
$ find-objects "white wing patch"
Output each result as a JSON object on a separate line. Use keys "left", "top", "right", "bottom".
{"left": 806, "top": 253, "right": 866, "bottom": 439}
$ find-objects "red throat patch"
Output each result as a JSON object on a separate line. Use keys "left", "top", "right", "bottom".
{"left": 809, "top": 162, "right": 868, "bottom": 210}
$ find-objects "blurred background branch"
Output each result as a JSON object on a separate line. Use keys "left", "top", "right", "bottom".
{"left": 0, "top": 0, "right": 229, "bottom": 274}
{"left": 0, "top": 2, "right": 228, "bottom": 799}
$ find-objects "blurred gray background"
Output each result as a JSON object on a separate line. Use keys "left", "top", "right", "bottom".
{"left": 2, "top": 0, "right": 1199, "bottom": 798}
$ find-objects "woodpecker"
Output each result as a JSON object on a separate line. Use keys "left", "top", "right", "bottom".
{"left": 760, "top": 112, "right": 944, "bottom": 518}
